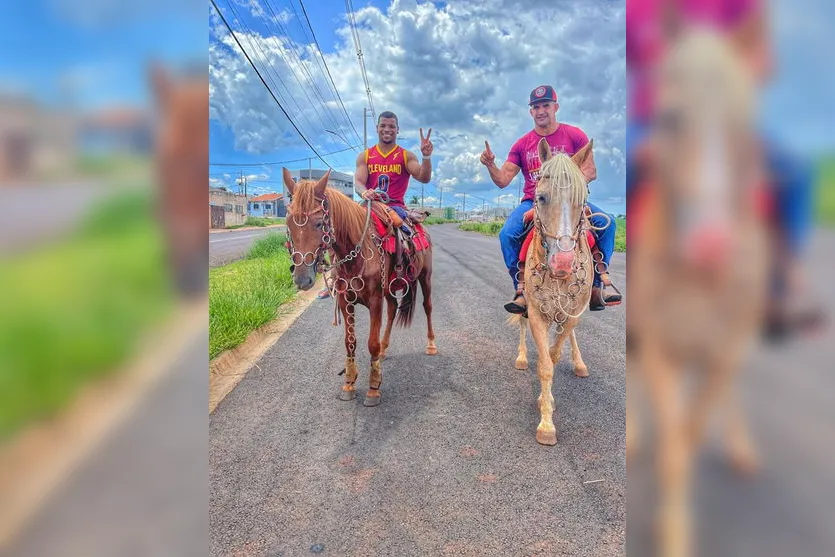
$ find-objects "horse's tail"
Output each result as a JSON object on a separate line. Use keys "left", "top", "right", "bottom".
{"left": 395, "top": 283, "right": 418, "bottom": 328}
{"left": 505, "top": 314, "right": 527, "bottom": 327}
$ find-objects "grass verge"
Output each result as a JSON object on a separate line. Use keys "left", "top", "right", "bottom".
{"left": 209, "top": 232, "right": 296, "bottom": 359}
{"left": 0, "top": 188, "right": 171, "bottom": 440}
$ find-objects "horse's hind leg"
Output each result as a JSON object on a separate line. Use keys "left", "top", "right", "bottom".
{"left": 419, "top": 269, "right": 437, "bottom": 355}
{"left": 379, "top": 297, "right": 396, "bottom": 360}
{"left": 364, "top": 295, "right": 384, "bottom": 407}
{"left": 338, "top": 300, "right": 358, "bottom": 401}
{"left": 515, "top": 316, "right": 528, "bottom": 370}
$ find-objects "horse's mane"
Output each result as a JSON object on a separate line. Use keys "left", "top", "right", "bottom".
{"left": 289, "top": 180, "right": 368, "bottom": 248}
{"left": 538, "top": 153, "right": 588, "bottom": 208}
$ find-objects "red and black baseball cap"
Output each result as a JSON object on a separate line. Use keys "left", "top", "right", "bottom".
{"left": 529, "top": 85, "right": 558, "bottom": 106}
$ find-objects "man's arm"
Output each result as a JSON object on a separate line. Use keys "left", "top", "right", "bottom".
{"left": 480, "top": 140, "right": 521, "bottom": 188}
{"left": 405, "top": 150, "right": 432, "bottom": 183}
{"left": 354, "top": 150, "right": 375, "bottom": 200}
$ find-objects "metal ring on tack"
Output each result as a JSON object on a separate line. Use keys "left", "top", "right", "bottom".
{"left": 389, "top": 277, "right": 410, "bottom": 297}
{"left": 292, "top": 214, "right": 309, "bottom": 227}
{"left": 334, "top": 277, "right": 349, "bottom": 294}
{"left": 344, "top": 289, "right": 358, "bottom": 304}
{"left": 557, "top": 235, "right": 576, "bottom": 252}
{"left": 350, "top": 276, "right": 365, "bottom": 291}
{"left": 586, "top": 211, "right": 612, "bottom": 231}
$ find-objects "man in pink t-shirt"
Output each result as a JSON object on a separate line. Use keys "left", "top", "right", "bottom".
{"left": 480, "top": 85, "right": 621, "bottom": 314}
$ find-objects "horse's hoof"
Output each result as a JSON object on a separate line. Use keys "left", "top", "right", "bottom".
{"left": 574, "top": 366, "right": 589, "bottom": 378}
{"left": 425, "top": 346, "right": 438, "bottom": 355}
{"left": 379, "top": 352, "right": 386, "bottom": 361}
{"left": 729, "top": 450, "right": 760, "bottom": 477}
{"left": 363, "top": 391, "right": 382, "bottom": 407}
{"left": 536, "top": 428, "right": 558, "bottom": 446}
{"left": 338, "top": 388, "right": 356, "bottom": 401}
{"left": 514, "top": 358, "right": 528, "bottom": 370}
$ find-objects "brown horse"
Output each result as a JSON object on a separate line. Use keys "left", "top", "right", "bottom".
{"left": 149, "top": 63, "right": 209, "bottom": 298}
{"left": 282, "top": 168, "right": 436, "bottom": 406}
{"left": 512, "top": 139, "right": 597, "bottom": 446}
{"left": 627, "top": 28, "right": 769, "bottom": 557}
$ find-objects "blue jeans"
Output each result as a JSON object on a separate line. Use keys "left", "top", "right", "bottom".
{"left": 390, "top": 205, "right": 412, "bottom": 236}
{"left": 499, "top": 199, "right": 617, "bottom": 289}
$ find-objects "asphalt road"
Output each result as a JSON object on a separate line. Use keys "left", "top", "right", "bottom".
{"left": 210, "top": 226, "right": 286, "bottom": 268}
{"left": 210, "top": 223, "right": 627, "bottom": 556}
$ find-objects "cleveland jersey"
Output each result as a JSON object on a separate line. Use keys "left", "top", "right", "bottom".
{"left": 366, "top": 144, "right": 410, "bottom": 207}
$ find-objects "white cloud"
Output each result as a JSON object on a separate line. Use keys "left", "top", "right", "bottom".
{"left": 210, "top": 0, "right": 625, "bottom": 210}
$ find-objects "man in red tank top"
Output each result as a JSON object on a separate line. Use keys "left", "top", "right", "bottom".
{"left": 355, "top": 111, "right": 433, "bottom": 235}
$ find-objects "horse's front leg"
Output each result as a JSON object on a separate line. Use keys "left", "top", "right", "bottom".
{"left": 528, "top": 309, "right": 558, "bottom": 446}
{"left": 364, "top": 295, "right": 384, "bottom": 407}
{"left": 337, "top": 298, "right": 358, "bottom": 401}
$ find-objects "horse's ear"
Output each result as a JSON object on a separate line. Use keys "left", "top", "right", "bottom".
{"left": 538, "top": 138, "right": 551, "bottom": 164}
{"left": 148, "top": 62, "right": 171, "bottom": 107}
{"left": 282, "top": 167, "right": 296, "bottom": 196}
{"left": 572, "top": 139, "right": 596, "bottom": 183}
{"left": 314, "top": 169, "right": 331, "bottom": 196}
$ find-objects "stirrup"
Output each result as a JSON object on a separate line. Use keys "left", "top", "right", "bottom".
{"left": 600, "top": 273, "right": 622, "bottom": 306}
{"left": 504, "top": 291, "right": 527, "bottom": 314}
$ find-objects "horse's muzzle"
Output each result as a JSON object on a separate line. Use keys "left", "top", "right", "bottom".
{"left": 548, "top": 251, "right": 575, "bottom": 279}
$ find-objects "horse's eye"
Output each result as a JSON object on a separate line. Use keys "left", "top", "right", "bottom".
{"left": 537, "top": 195, "right": 547, "bottom": 204}
{"left": 314, "top": 220, "right": 323, "bottom": 230}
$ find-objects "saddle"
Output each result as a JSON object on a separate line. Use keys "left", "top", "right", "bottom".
{"left": 367, "top": 201, "right": 431, "bottom": 293}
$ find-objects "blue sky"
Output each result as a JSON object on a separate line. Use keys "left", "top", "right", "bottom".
{"left": 209, "top": 0, "right": 628, "bottom": 214}
{"left": 0, "top": 1, "right": 206, "bottom": 109}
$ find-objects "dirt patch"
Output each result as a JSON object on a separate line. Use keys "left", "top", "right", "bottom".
{"left": 209, "top": 279, "right": 323, "bottom": 413}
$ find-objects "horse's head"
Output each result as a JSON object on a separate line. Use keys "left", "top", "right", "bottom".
{"left": 534, "top": 138, "right": 593, "bottom": 279}
{"left": 652, "top": 28, "right": 759, "bottom": 271}
{"left": 282, "top": 167, "right": 331, "bottom": 290}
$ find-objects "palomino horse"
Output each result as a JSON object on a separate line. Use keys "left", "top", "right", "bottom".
{"left": 512, "top": 139, "right": 598, "bottom": 446}
{"left": 627, "top": 28, "right": 769, "bottom": 557}
{"left": 282, "top": 169, "right": 436, "bottom": 406}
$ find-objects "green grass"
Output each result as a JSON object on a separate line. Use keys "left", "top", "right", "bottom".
{"left": 209, "top": 233, "right": 297, "bottom": 359}
{"left": 235, "top": 216, "right": 284, "bottom": 228}
{"left": 0, "top": 188, "right": 171, "bottom": 440}
{"left": 459, "top": 221, "right": 504, "bottom": 235}
{"left": 817, "top": 157, "right": 835, "bottom": 226}
{"left": 458, "top": 216, "right": 627, "bottom": 252}
{"left": 424, "top": 217, "right": 459, "bottom": 225}
{"left": 615, "top": 217, "right": 626, "bottom": 252}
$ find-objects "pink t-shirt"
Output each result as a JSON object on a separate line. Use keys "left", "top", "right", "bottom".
{"left": 627, "top": 0, "right": 759, "bottom": 120}
{"left": 506, "top": 125, "right": 589, "bottom": 201}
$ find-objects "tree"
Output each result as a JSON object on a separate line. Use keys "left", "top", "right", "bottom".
{"left": 409, "top": 195, "right": 420, "bottom": 205}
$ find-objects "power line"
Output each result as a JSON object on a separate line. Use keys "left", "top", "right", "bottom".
{"left": 345, "top": 0, "right": 375, "bottom": 119}
{"left": 210, "top": 0, "right": 333, "bottom": 169}
{"left": 210, "top": 144, "right": 360, "bottom": 166}
{"left": 297, "top": 0, "right": 363, "bottom": 145}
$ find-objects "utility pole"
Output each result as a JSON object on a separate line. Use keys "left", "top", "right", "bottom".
{"left": 421, "top": 182, "right": 424, "bottom": 208}
{"left": 363, "top": 107, "right": 368, "bottom": 150}
{"left": 439, "top": 187, "right": 443, "bottom": 209}
{"left": 517, "top": 174, "right": 522, "bottom": 201}
{"left": 308, "top": 157, "right": 312, "bottom": 180}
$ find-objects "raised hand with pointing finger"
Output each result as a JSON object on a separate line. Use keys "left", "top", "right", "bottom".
{"left": 480, "top": 140, "right": 496, "bottom": 167}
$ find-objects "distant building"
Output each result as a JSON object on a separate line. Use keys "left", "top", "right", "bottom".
{"left": 209, "top": 186, "right": 247, "bottom": 228}
{"left": 79, "top": 106, "right": 152, "bottom": 156}
{"left": 0, "top": 94, "right": 76, "bottom": 182}
{"left": 249, "top": 193, "right": 285, "bottom": 218}
{"left": 290, "top": 168, "right": 354, "bottom": 200}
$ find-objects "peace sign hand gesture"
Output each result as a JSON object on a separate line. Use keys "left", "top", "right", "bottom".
{"left": 419, "top": 127, "right": 433, "bottom": 158}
